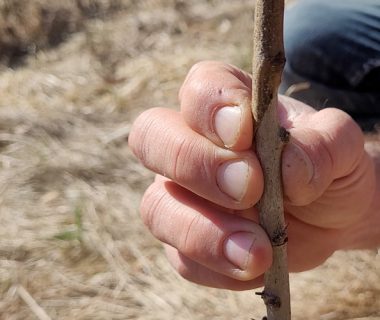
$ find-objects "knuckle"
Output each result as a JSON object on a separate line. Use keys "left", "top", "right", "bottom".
{"left": 170, "top": 136, "right": 213, "bottom": 185}
{"left": 179, "top": 61, "right": 209, "bottom": 99}
{"left": 187, "top": 60, "right": 210, "bottom": 75}
{"left": 179, "top": 214, "right": 201, "bottom": 256}
{"left": 129, "top": 107, "right": 161, "bottom": 166}
{"left": 179, "top": 213, "right": 220, "bottom": 261}
{"left": 320, "top": 108, "right": 363, "bottom": 148}
{"left": 180, "top": 60, "right": 222, "bottom": 101}
{"left": 140, "top": 182, "right": 166, "bottom": 234}
{"left": 318, "top": 108, "right": 364, "bottom": 175}
{"left": 188, "top": 60, "right": 221, "bottom": 76}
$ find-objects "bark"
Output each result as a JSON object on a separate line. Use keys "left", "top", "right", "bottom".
{"left": 251, "top": 0, "right": 291, "bottom": 320}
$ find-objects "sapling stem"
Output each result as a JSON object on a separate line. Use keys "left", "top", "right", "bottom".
{"left": 251, "top": 0, "right": 291, "bottom": 319}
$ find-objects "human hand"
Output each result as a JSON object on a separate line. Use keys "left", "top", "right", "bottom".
{"left": 128, "top": 61, "right": 376, "bottom": 290}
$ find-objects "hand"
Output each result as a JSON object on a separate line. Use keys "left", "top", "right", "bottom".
{"left": 128, "top": 61, "right": 376, "bottom": 290}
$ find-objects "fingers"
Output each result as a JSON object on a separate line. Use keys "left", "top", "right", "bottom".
{"left": 141, "top": 178, "right": 272, "bottom": 284}
{"left": 179, "top": 61, "right": 253, "bottom": 151}
{"left": 177, "top": 60, "right": 367, "bottom": 214}
{"left": 141, "top": 176, "right": 340, "bottom": 289}
{"left": 129, "top": 60, "right": 373, "bottom": 290}
{"left": 129, "top": 107, "right": 263, "bottom": 210}
{"left": 130, "top": 59, "right": 370, "bottom": 227}
{"left": 142, "top": 177, "right": 341, "bottom": 288}
{"left": 164, "top": 245, "right": 264, "bottom": 290}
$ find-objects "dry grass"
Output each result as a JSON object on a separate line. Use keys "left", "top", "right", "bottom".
{"left": 0, "top": 1, "right": 379, "bottom": 319}
{"left": 0, "top": 0, "right": 128, "bottom": 65}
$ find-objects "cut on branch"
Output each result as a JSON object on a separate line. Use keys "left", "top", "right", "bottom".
{"left": 251, "top": 0, "right": 291, "bottom": 320}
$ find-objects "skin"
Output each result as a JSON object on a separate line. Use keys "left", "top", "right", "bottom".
{"left": 128, "top": 61, "right": 380, "bottom": 291}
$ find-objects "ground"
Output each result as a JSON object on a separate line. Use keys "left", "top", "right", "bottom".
{"left": 0, "top": 1, "right": 379, "bottom": 319}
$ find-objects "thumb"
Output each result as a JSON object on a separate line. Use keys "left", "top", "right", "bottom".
{"left": 279, "top": 95, "right": 365, "bottom": 206}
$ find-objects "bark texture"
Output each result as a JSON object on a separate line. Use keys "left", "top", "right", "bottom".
{"left": 251, "top": 0, "right": 291, "bottom": 319}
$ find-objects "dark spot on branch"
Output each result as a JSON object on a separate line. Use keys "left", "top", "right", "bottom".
{"left": 255, "top": 291, "right": 281, "bottom": 308}
{"left": 271, "top": 52, "right": 286, "bottom": 67}
{"left": 272, "top": 225, "right": 288, "bottom": 246}
{"left": 278, "top": 126, "right": 290, "bottom": 143}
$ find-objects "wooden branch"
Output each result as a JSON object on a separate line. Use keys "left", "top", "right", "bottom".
{"left": 251, "top": 1, "right": 291, "bottom": 320}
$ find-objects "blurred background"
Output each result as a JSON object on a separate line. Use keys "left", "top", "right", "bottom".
{"left": 0, "top": 0, "right": 379, "bottom": 319}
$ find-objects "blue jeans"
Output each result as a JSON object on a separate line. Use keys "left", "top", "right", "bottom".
{"left": 279, "top": 0, "right": 380, "bottom": 131}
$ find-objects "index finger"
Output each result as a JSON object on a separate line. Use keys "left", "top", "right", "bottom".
{"left": 180, "top": 61, "right": 254, "bottom": 151}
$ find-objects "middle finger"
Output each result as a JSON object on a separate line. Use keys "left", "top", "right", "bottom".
{"left": 129, "top": 107, "right": 264, "bottom": 210}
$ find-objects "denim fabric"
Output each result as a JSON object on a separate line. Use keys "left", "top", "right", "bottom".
{"left": 279, "top": 0, "right": 380, "bottom": 130}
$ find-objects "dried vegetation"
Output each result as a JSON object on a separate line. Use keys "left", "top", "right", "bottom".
{"left": 0, "top": 0, "right": 379, "bottom": 319}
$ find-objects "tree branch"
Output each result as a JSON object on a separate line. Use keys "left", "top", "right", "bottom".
{"left": 251, "top": 0, "right": 291, "bottom": 320}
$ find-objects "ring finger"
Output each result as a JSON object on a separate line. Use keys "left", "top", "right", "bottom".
{"left": 140, "top": 177, "right": 272, "bottom": 281}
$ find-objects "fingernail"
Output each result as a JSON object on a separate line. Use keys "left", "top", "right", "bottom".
{"left": 224, "top": 232, "right": 256, "bottom": 270}
{"left": 217, "top": 160, "right": 249, "bottom": 201}
{"left": 283, "top": 142, "right": 314, "bottom": 184}
{"left": 214, "top": 106, "right": 242, "bottom": 147}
